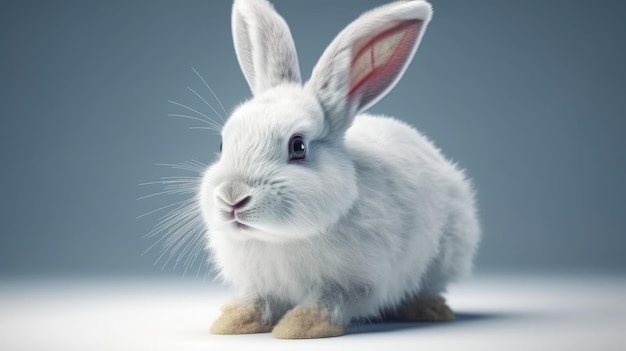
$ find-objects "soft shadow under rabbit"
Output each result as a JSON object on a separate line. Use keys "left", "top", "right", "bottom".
{"left": 199, "top": 0, "right": 480, "bottom": 339}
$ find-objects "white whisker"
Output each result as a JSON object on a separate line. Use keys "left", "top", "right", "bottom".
{"left": 143, "top": 208, "right": 198, "bottom": 253}
{"left": 136, "top": 187, "right": 196, "bottom": 200}
{"left": 151, "top": 218, "right": 197, "bottom": 264}
{"left": 173, "top": 225, "right": 203, "bottom": 269}
{"left": 139, "top": 117, "right": 212, "bottom": 273}
{"left": 191, "top": 66, "right": 228, "bottom": 119}
{"left": 141, "top": 206, "right": 196, "bottom": 256}
{"left": 184, "top": 233, "right": 206, "bottom": 276}
{"left": 159, "top": 217, "right": 202, "bottom": 268}
{"left": 185, "top": 159, "right": 207, "bottom": 169}
{"left": 152, "top": 204, "right": 199, "bottom": 233}
{"left": 168, "top": 113, "right": 220, "bottom": 129}
{"left": 168, "top": 100, "right": 212, "bottom": 120}
{"left": 153, "top": 162, "right": 205, "bottom": 174}
{"left": 137, "top": 199, "right": 195, "bottom": 220}
{"left": 189, "top": 126, "right": 221, "bottom": 132}
{"left": 139, "top": 178, "right": 199, "bottom": 186}
{"left": 187, "top": 86, "right": 225, "bottom": 124}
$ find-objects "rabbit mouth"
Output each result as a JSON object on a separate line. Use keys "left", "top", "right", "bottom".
{"left": 217, "top": 209, "right": 253, "bottom": 230}
{"left": 232, "top": 221, "right": 250, "bottom": 230}
{"left": 223, "top": 217, "right": 252, "bottom": 231}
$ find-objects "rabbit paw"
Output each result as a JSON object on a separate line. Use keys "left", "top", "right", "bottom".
{"left": 210, "top": 301, "right": 273, "bottom": 335}
{"left": 383, "top": 295, "right": 455, "bottom": 322}
{"left": 272, "top": 305, "right": 344, "bottom": 339}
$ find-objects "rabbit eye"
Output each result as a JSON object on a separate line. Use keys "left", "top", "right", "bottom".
{"left": 219, "top": 142, "right": 222, "bottom": 153}
{"left": 288, "top": 134, "right": 306, "bottom": 161}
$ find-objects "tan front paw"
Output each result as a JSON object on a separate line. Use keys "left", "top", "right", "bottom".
{"left": 210, "top": 301, "right": 273, "bottom": 335}
{"left": 271, "top": 305, "right": 344, "bottom": 339}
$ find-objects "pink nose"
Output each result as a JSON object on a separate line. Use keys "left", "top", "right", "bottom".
{"left": 214, "top": 182, "right": 253, "bottom": 210}
{"left": 231, "top": 196, "right": 251, "bottom": 209}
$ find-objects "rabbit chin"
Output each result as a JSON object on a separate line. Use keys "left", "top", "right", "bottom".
{"left": 210, "top": 216, "right": 324, "bottom": 244}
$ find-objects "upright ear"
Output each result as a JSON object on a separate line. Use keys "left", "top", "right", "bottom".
{"left": 306, "top": 1, "right": 432, "bottom": 136}
{"left": 232, "top": 0, "right": 302, "bottom": 95}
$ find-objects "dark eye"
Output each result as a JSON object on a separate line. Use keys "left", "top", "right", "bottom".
{"left": 219, "top": 142, "right": 222, "bottom": 153}
{"left": 288, "top": 134, "right": 306, "bottom": 161}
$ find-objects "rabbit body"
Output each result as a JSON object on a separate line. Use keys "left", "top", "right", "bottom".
{"left": 207, "top": 110, "right": 479, "bottom": 324}
{"left": 200, "top": 0, "right": 481, "bottom": 337}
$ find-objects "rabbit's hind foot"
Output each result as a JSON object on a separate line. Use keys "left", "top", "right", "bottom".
{"left": 381, "top": 295, "right": 455, "bottom": 322}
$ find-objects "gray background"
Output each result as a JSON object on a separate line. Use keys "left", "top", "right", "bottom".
{"left": 1, "top": 0, "right": 624, "bottom": 279}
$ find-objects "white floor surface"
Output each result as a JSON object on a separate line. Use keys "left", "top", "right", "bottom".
{"left": 1, "top": 274, "right": 625, "bottom": 351}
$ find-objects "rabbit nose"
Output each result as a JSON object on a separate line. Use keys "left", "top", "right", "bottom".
{"left": 232, "top": 195, "right": 252, "bottom": 209}
{"left": 214, "top": 182, "right": 253, "bottom": 209}
{"left": 216, "top": 194, "right": 252, "bottom": 209}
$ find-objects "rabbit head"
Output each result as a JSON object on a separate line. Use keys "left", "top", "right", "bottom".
{"left": 200, "top": 0, "right": 432, "bottom": 243}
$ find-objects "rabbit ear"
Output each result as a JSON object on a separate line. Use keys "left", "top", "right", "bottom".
{"left": 232, "top": 0, "right": 301, "bottom": 96}
{"left": 306, "top": 1, "right": 432, "bottom": 136}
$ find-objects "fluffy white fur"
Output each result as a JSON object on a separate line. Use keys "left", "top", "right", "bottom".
{"left": 200, "top": 0, "right": 480, "bottom": 329}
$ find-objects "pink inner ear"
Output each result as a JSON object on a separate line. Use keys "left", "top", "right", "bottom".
{"left": 348, "top": 20, "right": 422, "bottom": 108}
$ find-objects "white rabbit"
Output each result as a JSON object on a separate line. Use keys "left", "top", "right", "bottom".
{"left": 199, "top": 0, "right": 480, "bottom": 339}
